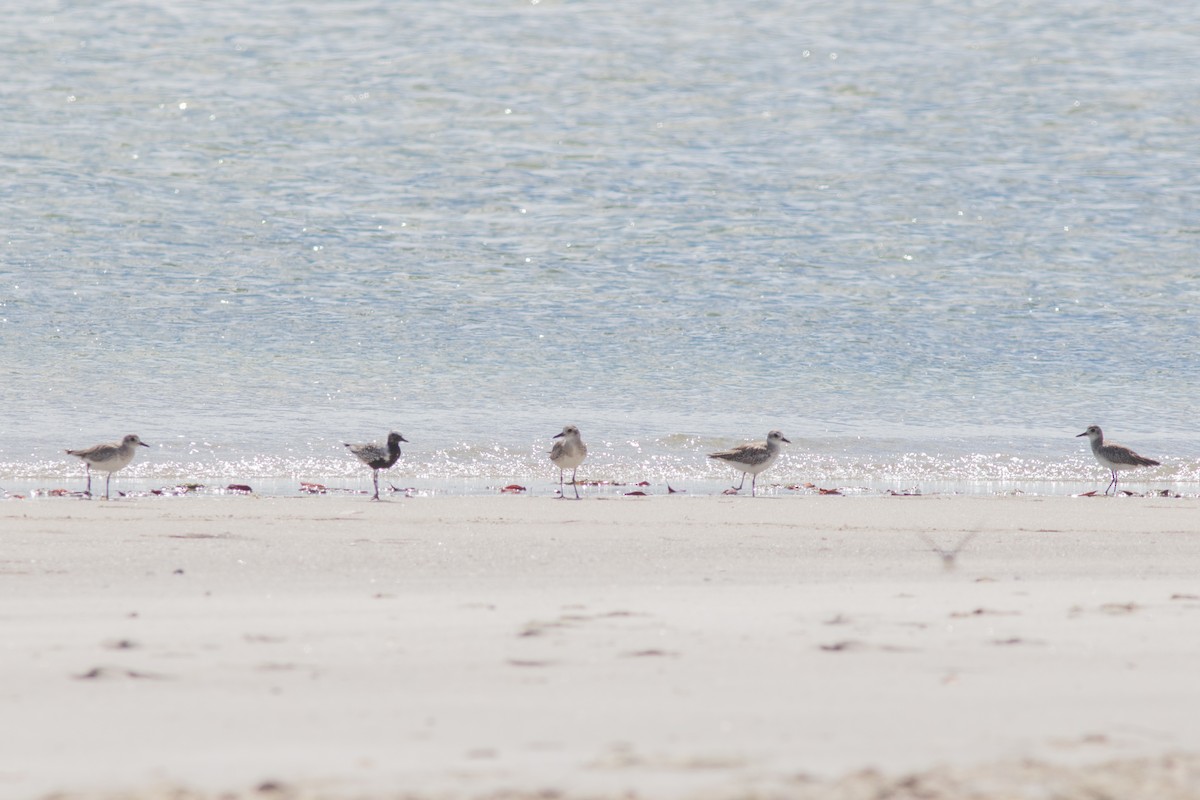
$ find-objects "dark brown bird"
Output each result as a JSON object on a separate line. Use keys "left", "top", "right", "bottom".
{"left": 345, "top": 431, "right": 408, "bottom": 500}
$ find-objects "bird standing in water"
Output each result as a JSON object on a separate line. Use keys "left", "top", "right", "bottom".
{"left": 345, "top": 431, "right": 408, "bottom": 500}
{"left": 708, "top": 429, "right": 790, "bottom": 497}
{"left": 550, "top": 425, "right": 587, "bottom": 499}
{"left": 66, "top": 434, "right": 150, "bottom": 499}
{"left": 1076, "top": 425, "right": 1160, "bottom": 495}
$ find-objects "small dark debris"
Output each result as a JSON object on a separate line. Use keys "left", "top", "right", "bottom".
{"left": 104, "top": 639, "right": 139, "bottom": 650}
{"left": 949, "top": 607, "right": 1018, "bottom": 618}
{"left": 75, "top": 666, "right": 166, "bottom": 680}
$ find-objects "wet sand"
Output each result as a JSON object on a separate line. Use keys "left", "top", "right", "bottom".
{"left": 3, "top": 494, "right": 1200, "bottom": 799}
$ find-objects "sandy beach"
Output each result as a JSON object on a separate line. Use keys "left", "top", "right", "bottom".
{"left": 4, "top": 493, "right": 1200, "bottom": 799}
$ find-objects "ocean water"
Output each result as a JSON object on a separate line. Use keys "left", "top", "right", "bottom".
{"left": 2, "top": 0, "right": 1199, "bottom": 497}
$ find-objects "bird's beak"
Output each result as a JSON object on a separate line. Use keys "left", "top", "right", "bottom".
{"left": 782, "top": 437, "right": 792, "bottom": 444}
{"left": 140, "top": 441, "right": 151, "bottom": 447}
{"left": 400, "top": 436, "right": 410, "bottom": 443}
{"left": 1075, "top": 432, "right": 1087, "bottom": 438}
{"left": 552, "top": 432, "right": 564, "bottom": 439}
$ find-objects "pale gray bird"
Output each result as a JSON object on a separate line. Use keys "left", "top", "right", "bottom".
{"left": 550, "top": 425, "right": 587, "bottom": 500}
{"left": 1077, "top": 425, "right": 1161, "bottom": 495}
{"left": 66, "top": 434, "right": 150, "bottom": 499}
{"left": 345, "top": 431, "right": 408, "bottom": 500}
{"left": 708, "top": 429, "right": 790, "bottom": 497}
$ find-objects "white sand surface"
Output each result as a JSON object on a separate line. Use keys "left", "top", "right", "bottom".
{"left": 3, "top": 494, "right": 1200, "bottom": 799}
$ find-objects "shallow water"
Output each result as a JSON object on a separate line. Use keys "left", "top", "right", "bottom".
{"left": 2, "top": 0, "right": 1199, "bottom": 495}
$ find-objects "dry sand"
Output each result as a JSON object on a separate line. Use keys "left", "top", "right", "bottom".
{"left": 3, "top": 493, "right": 1200, "bottom": 799}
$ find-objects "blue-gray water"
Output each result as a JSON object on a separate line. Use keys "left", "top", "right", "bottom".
{"left": 3, "top": 0, "right": 1199, "bottom": 496}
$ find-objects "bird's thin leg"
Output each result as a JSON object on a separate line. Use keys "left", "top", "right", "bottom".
{"left": 732, "top": 472, "right": 746, "bottom": 491}
{"left": 557, "top": 469, "right": 566, "bottom": 499}
{"left": 372, "top": 470, "right": 380, "bottom": 501}
{"left": 1107, "top": 470, "right": 1118, "bottom": 495}
{"left": 84, "top": 464, "right": 91, "bottom": 497}
{"left": 572, "top": 467, "right": 580, "bottom": 500}
{"left": 751, "top": 473, "right": 757, "bottom": 497}
{"left": 105, "top": 473, "right": 111, "bottom": 501}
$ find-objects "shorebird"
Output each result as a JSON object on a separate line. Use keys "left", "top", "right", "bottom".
{"left": 65, "top": 434, "right": 150, "bottom": 499}
{"left": 916, "top": 531, "right": 978, "bottom": 572}
{"left": 708, "top": 429, "right": 790, "bottom": 496}
{"left": 1076, "top": 425, "right": 1160, "bottom": 495}
{"left": 345, "top": 431, "right": 408, "bottom": 500}
{"left": 550, "top": 425, "right": 587, "bottom": 499}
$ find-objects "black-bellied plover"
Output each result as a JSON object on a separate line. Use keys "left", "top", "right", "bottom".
{"left": 708, "top": 429, "right": 790, "bottom": 497}
{"left": 345, "top": 431, "right": 408, "bottom": 500}
{"left": 1076, "top": 425, "right": 1161, "bottom": 495}
{"left": 550, "top": 425, "right": 587, "bottom": 500}
{"left": 65, "top": 434, "right": 150, "bottom": 500}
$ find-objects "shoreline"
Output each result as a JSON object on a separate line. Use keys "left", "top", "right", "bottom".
{"left": 2, "top": 474, "right": 1193, "bottom": 501}
{"left": 4, "top": 495, "right": 1200, "bottom": 799}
